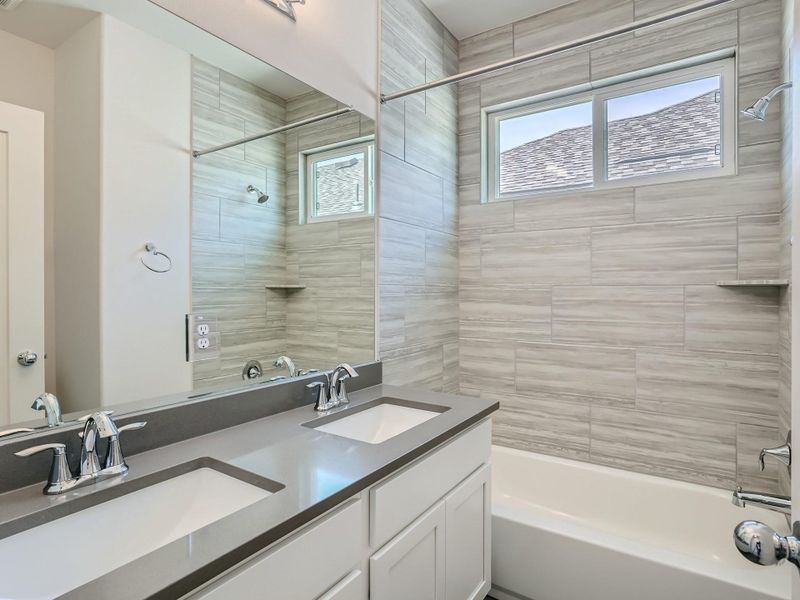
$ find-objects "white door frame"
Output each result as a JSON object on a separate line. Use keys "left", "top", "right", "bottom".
{"left": 0, "top": 100, "right": 45, "bottom": 425}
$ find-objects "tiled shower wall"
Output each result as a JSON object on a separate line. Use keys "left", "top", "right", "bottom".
{"left": 379, "top": 0, "right": 460, "bottom": 392}
{"left": 456, "top": 0, "right": 788, "bottom": 490}
{"left": 779, "top": 0, "right": 793, "bottom": 496}
{"left": 191, "top": 59, "right": 289, "bottom": 389}
{"left": 284, "top": 90, "right": 376, "bottom": 371}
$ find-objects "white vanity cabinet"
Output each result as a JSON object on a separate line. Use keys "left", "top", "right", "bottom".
{"left": 188, "top": 498, "right": 367, "bottom": 600}
{"left": 186, "top": 418, "right": 491, "bottom": 600}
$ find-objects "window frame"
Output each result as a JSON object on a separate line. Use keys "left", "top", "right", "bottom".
{"left": 484, "top": 57, "right": 736, "bottom": 203}
{"left": 302, "top": 138, "right": 375, "bottom": 223}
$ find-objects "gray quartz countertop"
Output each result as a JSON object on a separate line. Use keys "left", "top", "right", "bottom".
{"left": 0, "top": 384, "right": 497, "bottom": 600}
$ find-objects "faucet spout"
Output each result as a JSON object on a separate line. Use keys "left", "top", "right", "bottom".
{"left": 274, "top": 355, "right": 298, "bottom": 377}
{"left": 732, "top": 487, "right": 791, "bottom": 514}
{"left": 79, "top": 412, "right": 119, "bottom": 478}
{"left": 31, "top": 393, "right": 63, "bottom": 427}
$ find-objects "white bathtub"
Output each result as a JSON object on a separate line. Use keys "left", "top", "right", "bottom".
{"left": 490, "top": 445, "right": 791, "bottom": 600}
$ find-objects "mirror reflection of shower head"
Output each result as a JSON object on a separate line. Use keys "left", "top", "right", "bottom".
{"left": 247, "top": 185, "right": 269, "bottom": 204}
{"left": 742, "top": 82, "right": 793, "bottom": 121}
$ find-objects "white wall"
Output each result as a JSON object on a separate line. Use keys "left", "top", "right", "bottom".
{"left": 54, "top": 16, "right": 103, "bottom": 412}
{"left": 99, "top": 15, "right": 192, "bottom": 405}
{"left": 149, "top": 0, "right": 379, "bottom": 119}
{"left": 0, "top": 29, "right": 56, "bottom": 393}
{"left": 54, "top": 14, "right": 192, "bottom": 411}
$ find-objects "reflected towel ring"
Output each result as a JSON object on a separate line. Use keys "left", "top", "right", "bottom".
{"left": 141, "top": 242, "right": 172, "bottom": 273}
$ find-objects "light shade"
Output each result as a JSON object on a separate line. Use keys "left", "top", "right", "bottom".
{"left": 262, "top": 0, "right": 305, "bottom": 21}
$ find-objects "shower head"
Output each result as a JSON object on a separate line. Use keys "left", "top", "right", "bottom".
{"left": 742, "top": 82, "right": 793, "bottom": 121}
{"left": 247, "top": 185, "right": 269, "bottom": 204}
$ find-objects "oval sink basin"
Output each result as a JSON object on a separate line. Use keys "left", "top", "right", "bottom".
{"left": 305, "top": 399, "right": 448, "bottom": 444}
{"left": 0, "top": 460, "right": 281, "bottom": 599}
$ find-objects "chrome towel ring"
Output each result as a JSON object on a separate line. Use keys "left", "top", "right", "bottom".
{"left": 141, "top": 242, "right": 172, "bottom": 273}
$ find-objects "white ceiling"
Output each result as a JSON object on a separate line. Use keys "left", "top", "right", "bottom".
{"left": 422, "top": 0, "right": 574, "bottom": 39}
{"left": 0, "top": 0, "right": 312, "bottom": 99}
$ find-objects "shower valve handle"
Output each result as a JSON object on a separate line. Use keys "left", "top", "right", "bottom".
{"left": 734, "top": 521, "right": 800, "bottom": 568}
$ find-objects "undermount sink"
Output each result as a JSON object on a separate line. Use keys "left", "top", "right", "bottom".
{"left": 0, "top": 459, "right": 282, "bottom": 599}
{"left": 305, "top": 398, "right": 449, "bottom": 444}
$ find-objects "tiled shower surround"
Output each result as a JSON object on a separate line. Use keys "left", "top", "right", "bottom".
{"left": 380, "top": 0, "right": 792, "bottom": 491}
{"left": 191, "top": 60, "right": 374, "bottom": 389}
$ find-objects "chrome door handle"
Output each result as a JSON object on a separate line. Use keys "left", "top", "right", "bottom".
{"left": 17, "top": 351, "right": 38, "bottom": 366}
{"left": 734, "top": 521, "right": 800, "bottom": 568}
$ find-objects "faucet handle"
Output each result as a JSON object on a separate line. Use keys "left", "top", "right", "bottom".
{"left": 104, "top": 422, "right": 146, "bottom": 473}
{"left": 307, "top": 381, "right": 331, "bottom": 412}
{"left": 14, "top": 443, "right": 75, "bottom": 495}
{"left": 759, "top": 431, "right": 791, "bottom": 471}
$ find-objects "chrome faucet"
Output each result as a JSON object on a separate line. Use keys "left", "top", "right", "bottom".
{"left": 15, "top": 412, "right": 146, "bottom": 495}
{"left": 732, "top": 487, "right": 791, "bottom": 515}
{"left": 274, "top": 355, "right": 298, "bottom": 377}
{"left": 31, "top": 393, "right": 63, "bottom": 427}
{"left": 330, "top": 364, "right": 359, "bottom": 406}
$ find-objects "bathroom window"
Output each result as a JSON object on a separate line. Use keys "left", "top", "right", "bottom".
{"left": 304, "top": 140, "right": 374, "bottom": 222}
{"left": 485, "top": 57, "right": 736, "bottom": 202}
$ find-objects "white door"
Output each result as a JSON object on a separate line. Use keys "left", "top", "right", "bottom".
{"left": 0, "top": 100, "right": 45, "bottom": 426}
{"left": 445, "top": 465, "right": 491, "bottom": 600}
{"left": 370, "top": 501, "right": 446, "bottom": 600}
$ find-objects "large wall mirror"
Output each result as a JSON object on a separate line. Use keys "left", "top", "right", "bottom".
{"left": 0, "top": 0, "right": 376, "bottom": 433}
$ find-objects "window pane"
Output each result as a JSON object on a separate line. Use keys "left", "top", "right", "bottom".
{"left": 313, "top": 150, "right": 366, "bottom": 217}
{"left": 498, "top": 101, "right": 593, "bottom": 195}
{"left": 606, "top": 76, "right": 721, "bottom": 181}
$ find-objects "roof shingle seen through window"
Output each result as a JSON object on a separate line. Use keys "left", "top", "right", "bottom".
{"left": 498, "top": 91, "right": 721, "bottom": 195}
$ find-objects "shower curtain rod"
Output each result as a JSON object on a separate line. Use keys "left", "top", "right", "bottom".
{"left": 192, "top": 105, "right": 354, "bottom": 158}
{"left": 380, "top": 0, "right": 734, "bottom": 103}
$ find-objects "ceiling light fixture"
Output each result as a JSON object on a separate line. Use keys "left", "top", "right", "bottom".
{"left": 262, "top": 0, "right": 305, "bottom": 21}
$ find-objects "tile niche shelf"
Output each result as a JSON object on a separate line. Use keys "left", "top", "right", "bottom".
{"left": 265, "top": 284, "right": 306, "bottom": 291}
{"left": 716, "top": 279, "right": 790, "bottom": 287}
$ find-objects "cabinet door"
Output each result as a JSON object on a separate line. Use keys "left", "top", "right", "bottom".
{"left": 370, "top": 501, "right": 446, "bottom": 600}
{"left": 445, "top": 464, "right": 491, "bottom": 600}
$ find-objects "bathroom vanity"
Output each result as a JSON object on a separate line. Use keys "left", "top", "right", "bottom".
{"left": 0, "top": 384, "right": 497, "bottom": 599}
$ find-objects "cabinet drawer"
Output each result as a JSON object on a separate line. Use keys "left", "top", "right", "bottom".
{"left": 191, "top": 498, "right": 363, "bottom": 600}
{"left": 316, "top": 569, "right": 366, "bottom": 600}
{"left": 369, "top": 418, "right": 491, "bottom": 549}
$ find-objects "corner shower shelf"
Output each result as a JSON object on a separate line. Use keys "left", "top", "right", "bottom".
{"left": 265, "top": 284, "right": 306, "bottom": 291}
{"left": 716, "top": 279, "right": 790, "bottom": 287}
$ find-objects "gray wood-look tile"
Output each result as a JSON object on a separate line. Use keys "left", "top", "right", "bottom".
{"left": 516, "top": 342, "right": 636, "bottom": 403}
{"left": 738, "top": 214, "right": 781, "bottom": 280}
{"left": 739, "top": 69, "right": 783, "bottom": 147}
{"left": 737, "top": 423, "right": 783, "bottom": 493}
{"left": 192, "top": 104, "right": 246, "bottom": 160}
{"left": 379, "top": 218, "right": 427, "bottom": 286}
{"left": 590, "top": 405, "right": 737, "bottom": 488}
{"left": 636, "top": 349, "right": 779, "bottom": 426}
{"left": 458, "top": 24, "right": 514, "bottom": 72}
{"left": 514, "top": 188, "right": 635, "bottom": 231}
{"left": 685, "top": 285, "right": 779, "bottom": 355}
{"left": 488, "top": 391, "right": 591, "bottom": 460}
{"left": 513, "top": 0, "right": 633, "bottom": 56}
{"left": 219, "top": 71, "right": 285, "bottom": 128}
{"left": 457, "top": 82, "right": 481, "bottom": 136}
{"left": 482, "top": 227, "right": 592, "bottom": 285}
{"left": 460, "top": 200, "right": 514, "bottom": 234}
{"left": 460, "top": 340, "right": 516, "bottom": 393}
{"left": 738, "top": 0, "right": 782, "bottom": 77}
{"left": 590, "top": 9, "right": 737, "bottom": 80}
{"left": 479, "top": 49, "right": 591, "bottom": 108}
{"left": 460, "top": 286, "right": 552, "bottom": 342}
{"left": 191, "top": 59, "right": 219, "bottom": 108}
{"left": 193, "top": 153, "right": 268, "bottom": 202}
{"left": 382, "top": 343, "right": 445, "bottom": 390}
{"left": 634, "top": 143, "right": 782, "bottom": 222}
{"left": 192, "top": 194, "right": 220, "bottom": 240}
{"left": 552, "top": 285, "right": 684, "bottom": 347}
{"left": 380, "top": 151, "right": 444, "bottom": 228}
{"left": 591, "top": 218, "right": 737, "bottom": 284}
{"left": 425, "top": 230, "right": 459, "bottom": 287}
{"left": 404, "top": 102, "right": 458, "bottom": 179}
